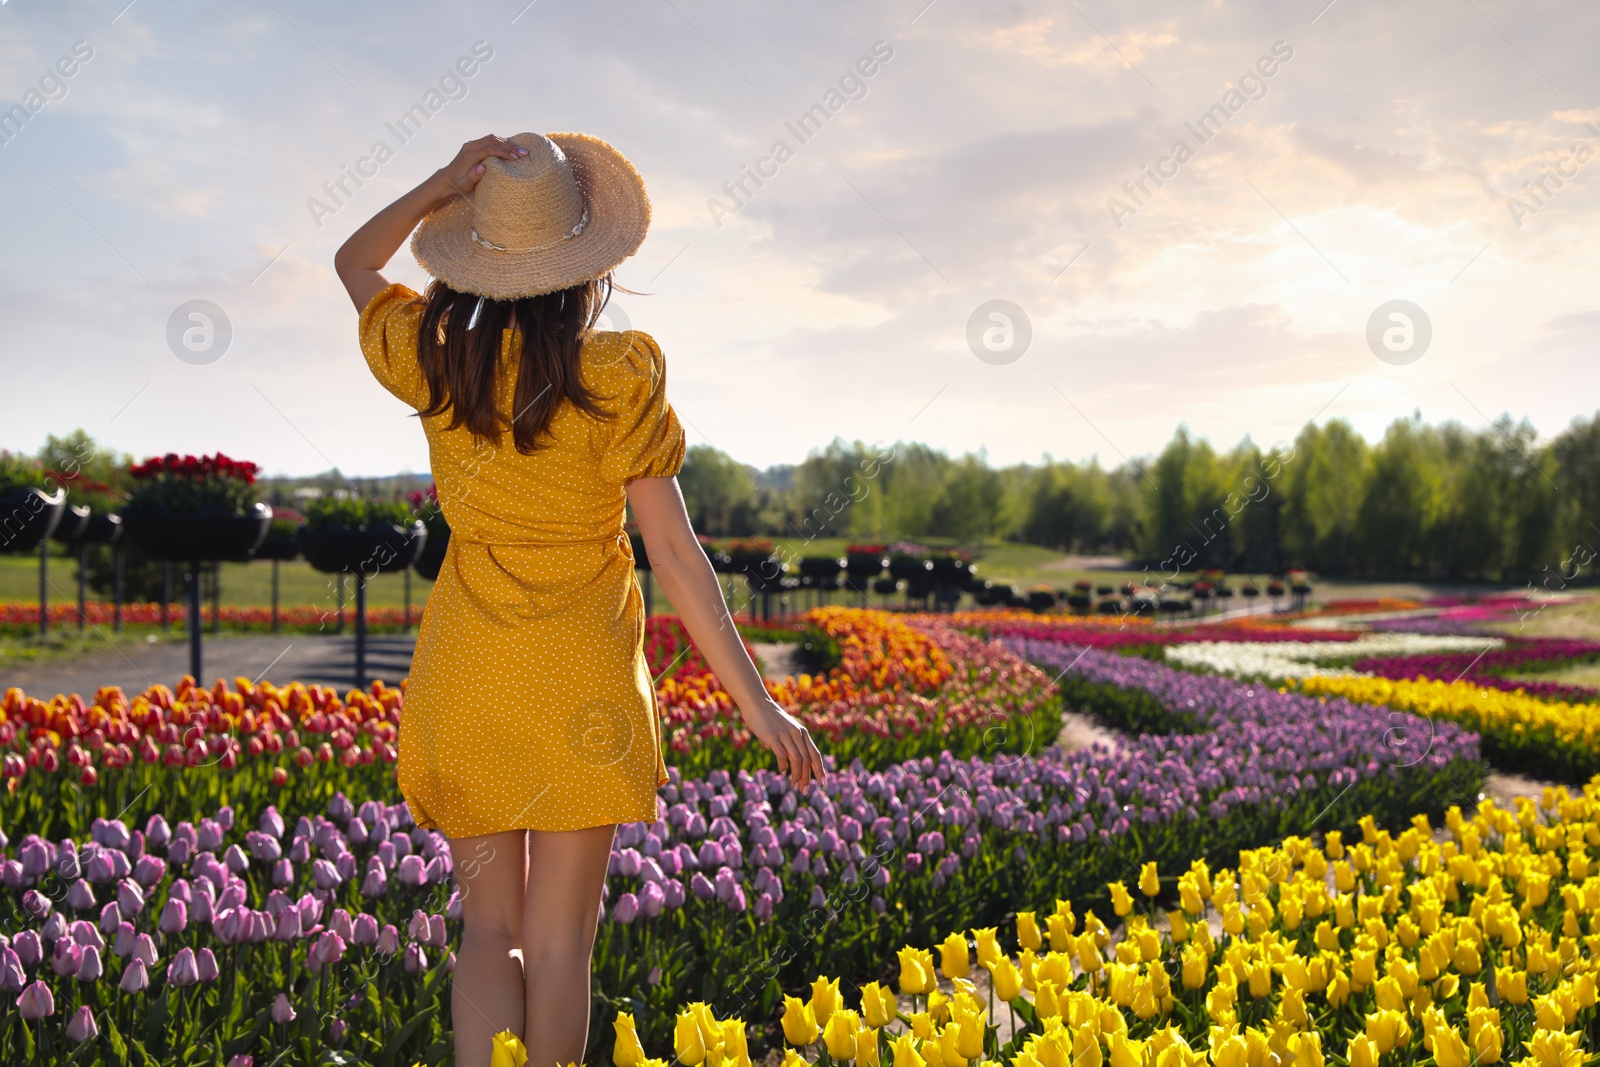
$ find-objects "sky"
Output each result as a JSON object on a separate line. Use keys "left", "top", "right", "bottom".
{"left": 0, "top": 0, "right": 1596, "bottom": 478}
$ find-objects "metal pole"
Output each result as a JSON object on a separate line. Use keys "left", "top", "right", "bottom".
{"left": 113, "top": 544, "right": 123, "bottom": 633}
{"left": 186, "top": 561, "right": 202, "bottom": 682}
{"left": 271, "top": 558, "right": 280, "bottom": 633}
{"left": 38, "top": 539, "right": 48, "bottom": 637}
{"left": 354, "top": 572, "right": 367, "bottom": 690}
{"left": 210, "top": 561, "right": 221, "bottom": 634}
{"left": 77, "top": 545, "right": 87, "bottom": 630}
{"left": 642, "top": 570, "right": 653, "bottom": 617}
{"left": 161, "top": 562, "right": 171, "bottom": 632}
{"left": 404, "top": 566, "right": 412, "bottom": 629}
{"left": 337, "top": 573, "right": 346, "bottom": 633}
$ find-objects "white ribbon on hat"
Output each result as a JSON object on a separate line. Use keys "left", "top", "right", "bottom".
{"left": 469, "top": 205, "right": 590, "bottom": 254}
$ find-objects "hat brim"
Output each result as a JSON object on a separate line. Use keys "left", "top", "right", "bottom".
{"left": 410, "top": 132, "right": 651, "bottom": 300}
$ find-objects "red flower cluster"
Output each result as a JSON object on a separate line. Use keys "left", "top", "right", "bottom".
{"left": 129, "top": 453, "right": 260, "bottom": 484}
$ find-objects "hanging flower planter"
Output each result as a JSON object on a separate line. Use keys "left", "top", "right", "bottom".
{"left": 50, "top": 504, "right": 92, "bottom": 544}
{"left": 0, "top": 486, "right": 67, "bottom": 553}
{"left": 297, "top": 521, "right": 427, "bottom": 575}
{"left": 407, "top": 485, "right": 450, "bottom": 581}
{"left": 122, "top": 504, "right": 274, "bottom": 562}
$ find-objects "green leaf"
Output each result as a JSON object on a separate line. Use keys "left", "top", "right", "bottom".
{"left": 106, "top": 1018, "right": 129, "bottom": 1067}
{"left": 379, "top": 1004, "right": 438, "bottom": 1067}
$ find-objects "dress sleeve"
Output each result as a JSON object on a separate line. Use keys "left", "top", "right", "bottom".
{"left": 359, "top": 283, "right": 429, "bottom": 409}
{"left": 601, "top": 331, "right": 687, "bottom": 484}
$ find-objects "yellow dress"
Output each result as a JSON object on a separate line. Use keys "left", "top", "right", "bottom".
{"left": 359, "top": 283, "right": 685, "bottom": 838}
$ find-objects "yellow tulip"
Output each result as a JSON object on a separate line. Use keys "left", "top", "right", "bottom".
{"left": 955, "top": 1011, "right": 986, "bottom": 1060}
{"left": 781, "top": 996, "right": 819, "bottom": 1047}
{"left": 921, "top": 1038, "right": 946, "bottom": 1067}
{"left": 940, "top": 934, "right": 970, "bottom": 979}
{"left": 1139, "top": 862, "right": 1160, "bottom": 897}
{"left": 857, "top": 1026, "right": 882, "bottom": 1067}
{"left": 1106, "top": 1032, "right": 1143, "bottom": 1067}
{"left": 1034, "top": 980, "right": 1061, "bottom": 1021}
{"left": 861, "top": 982, "right": 899, "bottom": 1028}
{"left": 721, "top": 1020, "right": 751, "bottom": 1067}
{"left": 676, "top": 1010, "right": 707, "bottom": 1066}
{"left": 1109, "top": 882, "right": 1134, "bottom": 917}
{"left": 811, "top": 977, "right": 841, "bottom": 1024}
{"left": 782, "top": 1052, "right": 807, "bottom": 1067}
{"left": 1169, "top": 910, "right": 1190, "bottom": 943}
{"left": 1046, "top": 914, "right": 1071, "bottom": 953}
{"left": 972, "top": 928, "right": 1000, "bottom": 968}
{"left": 1211, "top": 1035, "right": 1247, "bottom": 1067}
{"left": 823, "top": 1010, "right": 859, "bottom": 1060}
{"left": 613, "top": 1013, "right": 646, "bottom": 1067}
{"left": 990, "top": 957, "right": 1023, "bottom": 1002}
{"left": 927, "top": 989, "right": 949, "bottom": 1024}
{"left": 1468, "top": 1008, "right": 1502, "bottom": 1065}
{"left": 1078, "top": 937, "right": 1104, "bottom": 974}
{"left": 490, "top": 1031, "right": 529, "bottom": 1067}
{"left": 898, "top": 947, "right": 934, "bottom": 996}
{"left": 1035, "top": 953, "right": 1071, "bottom": 991}
{"left": 1347, "top": 1035, "right": 1379, "bottom": 1067}
{"left": 1016, "top": 912, "right": 1042, "bottom": 951}
{"left": 1498, "top": 967, "right": 1529, "bottom": 1005}
{"left": 909, "top": 1013, "right": 935, "bottom": 1040}
{"left": 1072, "top": 1023, "right": 1103, "bottom": 1067}
{"left": 938, "top": 1024, "right": 968, "bottom": 1067}
{"left": 1521, "top": 1030, "right": 1583, "bottom": 1067}
{"left": 1287, "top": 1031, "right": 1323, "bottom": 1067}
{"left": 1180, "top": 944, "right": 1207, "bottom": 989}
{"left": 1178, "top": 879, "right": 1204, "bottom": 915}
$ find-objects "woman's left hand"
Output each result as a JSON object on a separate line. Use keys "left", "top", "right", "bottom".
{"left": 429, "top": 134, "right": 530, "bottom": 200}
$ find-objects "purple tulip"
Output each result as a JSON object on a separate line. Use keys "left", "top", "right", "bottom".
{"left": 245, "top": 832, "right": 282, "bottom": 864}
{"left": 21, "top": 889, "right": 50, "bottom": 920}
{"left": 428, "top": 914, "right": 447, "bottom": 949}
{"left": 168, "top": 947, "right": 199, "bottom": 987}
{"left": 223, "top": 845, "right": 249, "bottom": 874}
{"left": 662, "top": 878, "right": 687, "bottom": 909}
{"left": 145, "top": 815, "right": 171, "bottom": 849}
{"left": 119, "top": 958, "right": 148, "bottom": 993}
{"left": 270, "top": 859, "right": 294, "bottom": 888}
{"left": 397, "top": 855, "right": 427, "bottom": 886}
{"left": 65, "top": 1004, "right": 97, "bottom": 1042}
{"left": 376, "top": 924, "right": 399, "bottom": 956}
{"left": 271, "top": 993, "right": 295, "bottom": 1024}
{"left": 113, "top": 921, "right": 137, "bottom": 957}
{"left": 16, "top": 980, "right": 54, "bottom": 1019}
{"left": 351, "top": 913, "right": 379, "bottom": 947}
{"left": 133, "top": 855, "right": 167, "bottom": 888}
{"left": 0, "top": 948, "right": 25, "bottom": 992}
{"left": 40, "top": 913, "right": 68, "bottom": 944}
{"left": 611, "top": 893, "right": 639, "bottom": 924}
{"left": 76, "top": 945, "right": 103, "bottom": 982}
{"left": 361, "top": 864, "right": 387, "bottom": 898}
{"left": 197, "top": 947, "right": 219, "bottom": 983}
{"left": 228, "top": 1057, "right": 254, "bottom": 1067}
{"left": 51, "top": 940, "right": 82, "bottom": 979}
{"left": 639, "top": 880, "right": 665, "bottom": 918}
{"left": 617, "top": 849, "right": 642, "bottom": 877}
{"left": 274, "top": 908, "right": 302, "bottom": 942}
{"left": 132, "top": 933, "right": 158, "bottom": 968}
{"left": 689, "top": 872, "right": 715, "bottom": 901}
{"left": 308, "top": 931, "right": 346, "bottom": 971}
{"left": 117, "top": 879, "right": 145, "bottom": 916}
{"left": 66, "top": 879, "right": 96, "bottom": 911}
{"left": 403, "top": 943, "right": 427, "bottom": 974}
{"left": 159, "top": 897, "right": 188, "bottom": 936}
{"left": 19, "top": 839, "right": 49, "bottom": 879}
{"left": 329, "top": 1017, "right": 348, "bottom": 1046}
{"left": 809, "top": 885, "right": 827, "bottom": 908}
{"left": 309, "top": 858, "right": 341, "bottom": 891}
{"left": 11, "top": 930, "right": 41, "bottom": 968}
{"left": 754, "top": 892, "right": 774, "bottom": 922}
{"left": 259, "top": 806, "right": 286, "bottom": 839}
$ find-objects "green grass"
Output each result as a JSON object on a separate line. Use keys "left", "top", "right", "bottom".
{"left": 0, "top": 551, "right": 432, "bottom": 610}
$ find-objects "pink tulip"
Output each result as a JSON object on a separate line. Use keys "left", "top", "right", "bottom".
{"left": 273, "top": 908, "right": 302, "bottom": 942}
{"left": 116, "top": 879, "right": 145, "bottom": 917}
{"left": 65, "top": 1004, "right": 97, "bottom": 1042}
{"left": 51, "top": 939, "right": 83, "bottom": 977}
{"left": 66, "top": 879, "right": 96, "bottom": 911}
{"left": 11, "top": 930, "right": 40, "bottom": 967}
{"left": 131, "top": 933, "right": 158, "bottom": 968}
{"left": 0, "top": 948, "right": 24, "bottom": 992}
{"left": 376, "top": 924, "right": 399, "bottom": 956}
{"left": 158, "top": 898, "right": 188, "bottom": 936}
{"left": 403, "top": 943, "right": 427, "bottom": 974}
{"left": 167, "top": 947, "right": 199, "bottom": 987}
{"left": 113, "top": 921, "right": 137, "bottom": 957}
{"left": 98, "top": 901, "right": 122, "bottom": 934}
{"left": 76, "top": 946, "right": 103, "bottom": 982}
{"left": 119, "top": 958, "right": 148, "bottom": 993}
{"left": 271, "top": 993, "right": 295, "bottom": 1024}
{"left": 16, "top": 980, "right": 54, "bottom": 1019}
{"left": 196, "top": 948, "right": 219, "bottom": 983}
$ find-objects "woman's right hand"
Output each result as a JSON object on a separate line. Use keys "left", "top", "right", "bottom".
{"left": 741, "top": 698, "right": 825, "bottom": 791}
{"left": 429, "top": 134, "right": 530, "bottom": 201}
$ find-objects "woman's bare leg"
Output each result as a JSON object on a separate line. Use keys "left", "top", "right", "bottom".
{"left": 449, "top": 830, "right": 529, "bottom": 1066}
{"left": 521, "top": 823, "right": 616, "bottom": 1066}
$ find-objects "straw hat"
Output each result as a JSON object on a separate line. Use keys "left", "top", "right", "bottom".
{"left": 411, "top": 131, "right": 650, "bottom": 300}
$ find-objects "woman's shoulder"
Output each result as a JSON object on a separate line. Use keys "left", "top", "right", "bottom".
{"left": 582, "top": 329, "right": 667, "bottom": 384}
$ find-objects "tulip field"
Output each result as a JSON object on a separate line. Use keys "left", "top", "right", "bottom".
{"left": 0, "top": 600, "right": 1597, "bottom": 1064}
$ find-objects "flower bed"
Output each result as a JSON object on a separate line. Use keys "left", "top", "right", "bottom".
{"left": 1350, "top": 637, "right": 1600, "bottom": 703}
{"left": 622, "top": 783, "right": 1600, "bottom": 1067}
{"left": 1162, "top": 634, "right": 1506, "bottom": 681}
{"left": 655, "top": 610, "right": 1061, "bottom": 776}
{"left": 1286, "top": 674, "right": 1600, "bottom": 783}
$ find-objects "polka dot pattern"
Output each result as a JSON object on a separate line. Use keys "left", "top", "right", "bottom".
{"left": 358, "top": 282, "right": 685, "bottom": 837}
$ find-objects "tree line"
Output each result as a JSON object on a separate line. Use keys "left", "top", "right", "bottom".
{"left": 678, "top": 411, "right": 1600, "bottom": 582}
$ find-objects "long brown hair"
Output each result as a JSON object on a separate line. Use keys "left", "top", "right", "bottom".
{"left": 415, "top": 276, "right": 615, "bottom": 453}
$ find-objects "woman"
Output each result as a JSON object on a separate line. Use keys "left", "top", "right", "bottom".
{"left": 334, "top": 132, "right": 823, "bottom": 1067}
